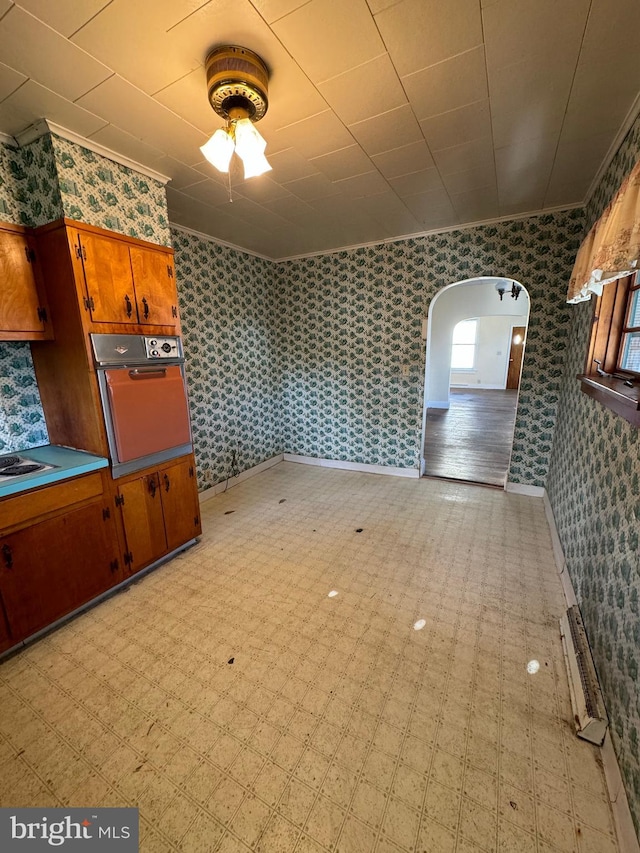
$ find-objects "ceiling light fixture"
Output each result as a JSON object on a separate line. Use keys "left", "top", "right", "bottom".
{"left": 495, "top": 281, "right": 523, "bottom": 301}
{"left": 200, "top": 45, "right": 271, "bottom": 183}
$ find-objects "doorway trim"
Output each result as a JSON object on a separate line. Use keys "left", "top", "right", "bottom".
{"left": 420, "top": 276, "right": 530, "bottom": 485}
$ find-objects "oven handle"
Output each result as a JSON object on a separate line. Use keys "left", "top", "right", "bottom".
{"left": 128, "top": 367, "right": 168, "bottom": 379}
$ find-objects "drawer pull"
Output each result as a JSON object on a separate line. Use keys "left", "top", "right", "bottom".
{"left": 124, "top": 294, "right": 133, "bottom": 318}
{"left": 163, "top": 474, "right": 170, "bottom": 492}
{"left": 2, "top": 544, "right": 13, "bottom": 569}
{"left": 141, "top": 297, "right": 149, "bottom": 319}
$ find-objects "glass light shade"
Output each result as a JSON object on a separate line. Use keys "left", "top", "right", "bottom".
{"left": 234, "top": 118, "right": 272, "bottom": 179}
{"left": 200, "top": 127, "right": 234, "bottom": 172}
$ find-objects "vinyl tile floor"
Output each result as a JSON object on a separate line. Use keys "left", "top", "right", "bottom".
{"left": 0, "top": 462, "right": 620, "bottom": 853}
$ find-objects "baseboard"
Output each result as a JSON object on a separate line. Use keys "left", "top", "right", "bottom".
{"left": 544, "top": 490, "right": 639, "bottom": 853}
{"left": 198, "top": 454, "right": 284, "bottom": 502}
{"left": 504, "top": 482, "right": 545, "bottom": 497}
{"left": 283, "top": 453, "right": 420, "bottom": 478}
{"left": 426, "top": 400, "right": 450, "bottom": 409}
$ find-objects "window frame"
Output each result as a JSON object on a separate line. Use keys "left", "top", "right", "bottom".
{"left": 450, "top": 318, "right": 478, "bottom": 372}
{"left": 579, "top": 271, "right": 640, "bottom": 426}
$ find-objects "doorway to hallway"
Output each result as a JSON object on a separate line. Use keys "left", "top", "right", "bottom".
{"left": 423, "top": 388, "right": 518, "bottom": 486}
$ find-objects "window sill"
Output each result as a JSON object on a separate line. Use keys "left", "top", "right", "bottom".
{"left": 578, "top": 374, "right": 640, "bottom": 427}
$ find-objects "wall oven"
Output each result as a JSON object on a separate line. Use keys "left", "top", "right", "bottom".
{"left": 91, "top": 333, "right": 193, "bottom": 478}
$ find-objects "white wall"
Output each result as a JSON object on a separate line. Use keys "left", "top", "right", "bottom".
{"left": 426, "top": 278, "right": 530, "bottom": 408}
{"left": 451, "top": 315, "right": 527, "bottom": 388}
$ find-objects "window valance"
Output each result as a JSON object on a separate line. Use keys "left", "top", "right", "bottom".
{"left": 567, "top": 158, "right": 640, "bottom": 303}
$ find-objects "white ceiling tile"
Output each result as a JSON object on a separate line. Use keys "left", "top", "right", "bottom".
{"left": 560, "top": 56, "right": 640, "bottom": 144}
{"left": 372, "top": 141, "right": 435, "bottom": 179}
{"left": 309, "top": 144, "right": 373, "bottom": 181}
{"left": 179, "top": 179, "right": 233, "bottom": 207}
{"left": 432, "top": 136, "right": 494, "bottom": 176}
{"left": 255, "top": 53, "right": 329, "bottom": 136}
{"left": 0, "top": 61, "right": 26, "bottom": 102}
{"left": 375, "top": 0, "right": 483, "bottom": 77}
{"left": 267, "top": 148, "right": 319, "bottom": 183}
{"left": 0, "top": 5, "right": 112, "bottom": 101}
{"left": 348, "top": 104, "right": 423, "bottom": 156}
{"left": 402, "top": 46, "right": 488, "bottom": 121}
{"left": 580, "top": 0, "right": 640, "bottom": 55}
{"left": 263, "top": 194, "right": 317, "bottom": 222}
{"left": 483, "top": 0, "right": 590, "bottom": 73}
{"left": 388, "top": 168, "right": 445, "bottom": 197}
{"left": 543, "top": 174, "right": 590, "bottom": 208}
{"left": 0, "top": 79, "right": 108, "bottom": 138}
{"left": 495, "top": 136, "right": 557, "bottom": 183}
{"left": 497, "top": 171, "right": 547, "bottom": 213}
{"left": 546, "top": 132, "right": 615, "bottom": 206}
{"left": 420, "top": 99, "right": 491, "bottom": 152}
{"left": 76, "top": 75, "right": 208, "bottom": 163}
{"left": 272, "top": 0, "right": 385, "bottom": 83}
{"left": 450, "top": 184, "right": 499, "bottom": 221}
{"left": 0, "top": 1, "right": 13, "bottom": 16}
{"left": 153, "top": 67, "right": 216, "bottom": 136}
{"left": 231, "top": 175, "right": 294, "bottom": 204}
{"left": 401, "top": 188, "right": 458, "bottom": 228}
{"left": 442, "top": 166, "right": 497, "bottom": 196}
{"left": 488, "top": 57, "right": 573, "bottom": 149}
{"left": 71, "top": 0, "right": 205, "bottom": 95}
{"left": 274, "top": 110, "right": 354, "bottom": 159}
{"left": 15, "top": 0, "right": 112, "bottom": 37}
{"left": 282, "top": 172, "right": 342, "bottom": 201}
{"left": 249, "top": 0, "right": 311, "bottom": 24}
{"left": 366, "top": 0, "right": 402, "bottom": 12}
{"left": 319, "top": 54, "right": 406, "bottom": 125}
{"left": 86, "top": 124, "right": 167, "bottom": 168}
{"left": 151, "top": 157, "right": 220, "bottom": 190}
{"left": 332, "top": 170, "right": 390, "bottom": 198}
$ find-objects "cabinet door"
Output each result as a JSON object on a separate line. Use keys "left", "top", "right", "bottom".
{"left": 159, "top": 459, "right": 202, "bottom": 552}
{"left": 0, "top": 228, "right": 47, "bottom": 336}
{"left": 118, "top": 473, "right": 168, "bottom": 573}
{"left": 0, "top": 594, "right": 11, "bottom": 652}
{"left": 130, "top": 246, "right": 179, "bottom": 327}
{"left": 0, "top": 500, "right": 121, "bottom": 643}
{"left": 77, "top": 231, "right": 138, "bottom": 324}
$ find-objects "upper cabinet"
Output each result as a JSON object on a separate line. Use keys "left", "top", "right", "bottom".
{"left": 72, "top": 227, "right": 178, "bottom": 328}
{"left": 0, "top": 221, "right": 53, "bottom": 341}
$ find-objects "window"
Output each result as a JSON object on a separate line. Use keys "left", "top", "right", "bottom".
{"left": 451, "top": 319, "right": 477, "bottom": 370}
{"left": 580, "top": 271, "right": 640, "bottom": 426}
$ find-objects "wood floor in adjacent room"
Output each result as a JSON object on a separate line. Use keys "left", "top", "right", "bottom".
{"left": 423, "top": 389, "right": 519, "bottom": 487}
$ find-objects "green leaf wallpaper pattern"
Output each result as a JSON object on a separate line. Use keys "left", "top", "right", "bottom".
{"left": 50, "top": 135, "right": 171, "bottom": 247}
{"left": 276, "top": 210, "right": 584, "bottom": 484}
{"left": 547, "top": 109, "right": 640, "bottom": 836}
{"left": 171, "top": 228, "right": 282, "bottom": 492}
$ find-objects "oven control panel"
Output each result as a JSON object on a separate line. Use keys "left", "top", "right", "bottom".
{"left": 144, "top": 336, "right": 183, "bottom": 359}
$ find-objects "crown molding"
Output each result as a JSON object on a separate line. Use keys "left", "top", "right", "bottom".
{"left": 0, "top": 131, "right": 17, "bottom": 147}
{"left": 584, "top": 92, "right": 640, "bottom": 208}
{"left": 170, "top": 222, "right": 272, "bottom": 261}
{"left": 272, "top": 203, "right": 584, "bottom": 263}
{"left": 14, "top": 119, "right": 170, "bottom": 185}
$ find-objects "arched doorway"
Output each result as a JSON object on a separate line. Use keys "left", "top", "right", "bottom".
{"left": 420, "top": 277, "right": 530, "bottom": 488}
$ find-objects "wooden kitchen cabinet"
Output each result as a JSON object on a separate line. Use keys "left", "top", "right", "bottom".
{"left": 72, "top": 227, "right": 178, "bottom": 328}
{"left": 115, "top": 455, "right": 201, "bottom": 575}
{"left": 0, "top": 473, "right": 122, "bottom": 649}
{"left": 0, "top": 221, "right": 52, "bottom": 341}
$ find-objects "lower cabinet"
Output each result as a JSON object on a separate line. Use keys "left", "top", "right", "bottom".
{"left": 0, "top": 480, "right": 122, "bottom": 649}
{"left": 115, "top": 455, "right": 201, "bottom": 575}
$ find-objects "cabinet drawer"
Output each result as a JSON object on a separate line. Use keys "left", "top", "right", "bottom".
{"left": 0, "top": 472, "right": 104, "bottom": 532}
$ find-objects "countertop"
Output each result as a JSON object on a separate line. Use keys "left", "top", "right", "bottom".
{"left": 0, "top": 445, "right": 109, "bottom": 499}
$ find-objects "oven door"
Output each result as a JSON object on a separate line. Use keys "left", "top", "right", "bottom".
{"left": 97, "top": 363, "right": 193, "bottom": 477}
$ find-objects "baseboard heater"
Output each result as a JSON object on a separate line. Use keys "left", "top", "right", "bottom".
{"left": 560, "top": 605, "right": 609, "bottom": 746}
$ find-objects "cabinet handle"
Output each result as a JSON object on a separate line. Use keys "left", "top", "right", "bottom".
{"left": 141, "top": 297, "right": 149, "bottom": 319}
{"left": 163, "top": 474, "right": 170, "bottom": 492}
{"left": 148, "top": 477, "right": 157, "bottom": 498}
{"left": 124, "top": 294, "right": 133, "bottom": 317}
{"left": 2, "top": 544, "right": 13, "bottom": 569}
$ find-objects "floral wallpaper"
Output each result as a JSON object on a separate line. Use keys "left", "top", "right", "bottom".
{"left": 50, "top": 135, "right": 171, "bottom": 247}
{"left": 277, "top": 210, "right": 584, "bottom": 484}
{"left": 171, "top": 228, "right": 282, "bottom": 491}
{"left": 0, "top": 343, "right": 48, "bottom": 454}
{"left": 547, "top": 110, "right": 640, "bottom": 834}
